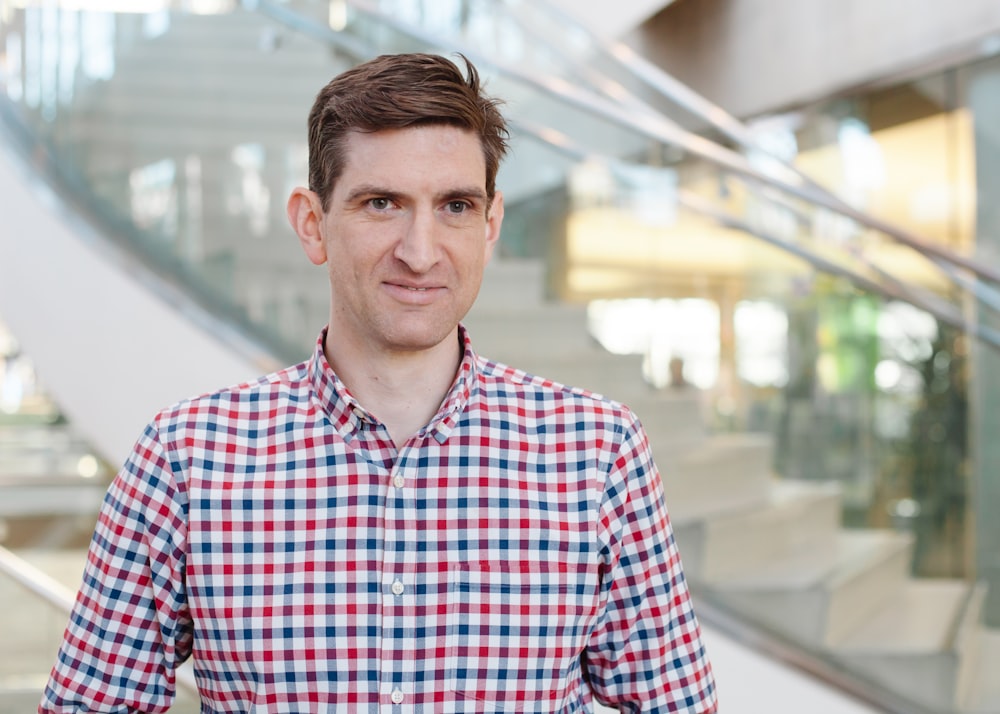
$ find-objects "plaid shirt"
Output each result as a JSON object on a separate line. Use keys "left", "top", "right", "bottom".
{"left": 42, "top": 327, "right": 716, "bottom": 713}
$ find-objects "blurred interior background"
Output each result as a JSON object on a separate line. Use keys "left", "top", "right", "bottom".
{"left": 2, "top": 0, "right": 1000, "bottom": 711}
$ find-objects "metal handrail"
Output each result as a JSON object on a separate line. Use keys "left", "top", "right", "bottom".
{"left": 0, "top": 7, "right": 982, "bottom": 713}
{"left": 276, "top": 0, "right": 1000, "bottom": 297}
{"left": 221, "top": 0, "right": 1000, "bottom": 353}
{"left": 511, "top": 116, "right": 1000, "bottom": 352}
{"left": 0, "top": 545, "right": 201, "bottom": 700}
{"left": 525, "top": 0, "right": 1000, "bottom": 288}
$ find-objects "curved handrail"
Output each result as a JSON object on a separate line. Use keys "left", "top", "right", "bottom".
{"left": 243, "top": 0, "right": 371, "bottom": 60}
{"left": 519, "top": 0, "right": 1000, "bottom": 287}
{"left": 3, "top": 0, "right": 990, "bottom": 348}
{"left": 116, "top": 0, "right": 996, "bottom": 345}
{"left": 0, "top": 7, "right": 983, "bottom": 714}
{"left": 0, "top": 545, "right": 200, "bottom": 699}
{"left": 301, "top": 0, "right": 1000, "bottom": 299}
{"left": 511, "top": 116, "right": 1000, "bottom": 352}
{"left": 0, "top": 97, "right": 301, "bottom": 368}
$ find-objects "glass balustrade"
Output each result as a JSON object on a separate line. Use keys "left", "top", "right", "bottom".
{"left": 1, "top": 2, "right": 997, "bottom": 711}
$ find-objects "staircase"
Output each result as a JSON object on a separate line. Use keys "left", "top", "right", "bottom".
{"left": 3, "top": 4, "right": 998, "bottom": 711}
{"left": 40, "top": 8, "right": 345, "bottom": 353}
{"left": 467, "top": 258, "right": 1000, "bottom": 714}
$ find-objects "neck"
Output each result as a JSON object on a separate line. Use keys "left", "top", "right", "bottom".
{"left": 324, "top": 329, "right": 462, "bottom": 447}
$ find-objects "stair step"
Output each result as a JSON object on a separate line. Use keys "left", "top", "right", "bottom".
{"left": 0, "top": 484, "right": 107, "bottom": 518}
{"left": 465, "top": 302, "right": 596, "bottom": 356}
{"left": 74, "top": 63, "right": 332, "bottom": 102}
{"left": 627, "top": 391, "right": 709, "bottom": 466}
{"left": 0, "top": 453, "right": 103, "bottom": 479}
{"left": 833, "top": 580, "right": 975, "bottom": 711}
{"left": 662, "top": 432, "right": 774, "bottom": 520}
{"left": 473, "top": 258, "right": 664, "bottom": 400}
{"left": 837, "top": 579, "right": 972, "bottom": 654}
{"left": 962, "top": 626, "right": 1000, "bottom": 712}
{"left": 478, "top": 259, "right": 548, "bottom": 308}
{"left": 147, "top": 7, "right": 293, "bottom": 37}
{"left": 494, "top": 350, "right": 648, "bottom": 402}
{"left": 98, "top": 11, "right": 336, "bottom": 58}
{"left": 68, "top": 88, "right": 323, "bottom": 123}
{"left": 673, "top": 480, "right": 840, "bottom": 584}
{"left": 82, "top": 35, "right": 340, "bottom": 71}
{"left": 53, "top": 117, "right": 304, "bottom": 151}
{"left": 56, "top": 111, "right": 304, "bottom": 143}
{"left": 0, "top": 425, "right": 82, "bottom": 447}
{"left": 712, "top": 528, "right": 913, "bottom": 647}
{"left": 0, "top": 676, "right": 49, "bottom": 714}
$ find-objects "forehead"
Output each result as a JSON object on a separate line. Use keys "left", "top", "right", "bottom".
{"left": 338, "top": 125, "right": 486, "bottom": 182}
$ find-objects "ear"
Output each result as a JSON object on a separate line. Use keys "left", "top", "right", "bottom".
{"left": 287, "top": 187, "right": 327, "bottom": 266}
{"left": 483, "top": 190, "right": 504, "bottom": 263}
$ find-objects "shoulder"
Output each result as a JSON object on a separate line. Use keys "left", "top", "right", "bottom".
{"left": 149, "top": 360, "right": 311, "bottom": 434}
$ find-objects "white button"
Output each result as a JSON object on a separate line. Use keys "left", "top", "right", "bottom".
{"left": 391, "top": 580, "right": 404, "bottom": 596}
{"left": 391, "top": 689, "right": 404, "bottom": 704}
{"left": 393, "top": 475, "right": 405, "bottom": 488}
{"left": 352, "top": 407, "right": 365, "bottom": 420}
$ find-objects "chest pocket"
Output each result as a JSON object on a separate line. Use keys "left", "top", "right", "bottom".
{"left": 447, "top": 560, "right": 597, "bottom": 712}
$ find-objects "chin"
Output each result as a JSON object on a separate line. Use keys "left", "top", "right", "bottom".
{"left": 382, "top": 323, "right": 458, "bottom": 354}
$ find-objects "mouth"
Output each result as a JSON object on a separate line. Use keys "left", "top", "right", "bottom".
{"left": 388, "top": 281, "right": 440, "bottom": 291}
{"left": 384, "top": 281, "right": 444, "bottom": 303}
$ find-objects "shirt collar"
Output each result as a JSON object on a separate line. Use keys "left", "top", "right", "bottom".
{"left": 307, "top": 325, "right": 478, "bottom": 443}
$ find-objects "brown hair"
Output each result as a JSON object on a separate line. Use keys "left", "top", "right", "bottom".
{"left": 307, "top": 53, "right": 509, "bottom": 211}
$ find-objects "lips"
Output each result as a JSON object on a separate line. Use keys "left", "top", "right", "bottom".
{"left": 389, "top": 282, "right": 439, "bottom": 291}
{"left": 384, "top": 281, "right": 445, "bottom": 304}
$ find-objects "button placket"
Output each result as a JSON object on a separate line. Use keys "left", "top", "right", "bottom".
{"left": 381, "top": 455, "right": 414, "bottom": 709}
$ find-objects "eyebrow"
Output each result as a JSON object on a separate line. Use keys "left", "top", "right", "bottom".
{"left": 344, "top": 183, "right": 489, "bottom": 205}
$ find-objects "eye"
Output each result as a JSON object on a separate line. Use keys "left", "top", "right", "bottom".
{"left": 369, "top": 197, "right": 392, "bottom": 210}
{"left": 445, "top": 200, "right": 469, "bottom": 214}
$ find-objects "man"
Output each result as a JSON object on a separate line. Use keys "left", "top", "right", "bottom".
{"left": 41, "top": 53, "right": 716, "bottom": 712}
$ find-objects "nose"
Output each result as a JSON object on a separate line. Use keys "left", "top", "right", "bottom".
{"left": 393, "top": 206, "right": 439, "bottom": 273}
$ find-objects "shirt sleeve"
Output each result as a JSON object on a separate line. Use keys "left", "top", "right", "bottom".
{"left": 585, "top": 409, "right": 717, "bottom": 713}
{"left": 39, "top": 420, "right": 192, "bottom": 714}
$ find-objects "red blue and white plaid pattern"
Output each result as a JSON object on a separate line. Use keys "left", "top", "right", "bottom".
{"left": 41, "top": 327, "right": 716, "bottom": 713}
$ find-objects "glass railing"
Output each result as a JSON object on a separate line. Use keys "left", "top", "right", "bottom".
{"left": 0, "top": 544, "right": 202, "bottom": 712}
{"left": 1, "top": 2, "right": 997, "bottom": 712}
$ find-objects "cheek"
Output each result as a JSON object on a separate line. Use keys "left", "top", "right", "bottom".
{"left": 482, "top": 238, "right": 497, "bottom": 263}
{"left": 466, "top": 239, "right": 491, "bottom": 267}
{"left": 324, "top": 232, "right": 369, "bottom": 272}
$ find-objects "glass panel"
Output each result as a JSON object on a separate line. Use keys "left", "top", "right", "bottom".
{"left": 964, "top": 53, "right": 1000, "bottom": 625}
{"left": 2, "top": 2, "right": 997, "bottom": 709}
{"left": 0, "top": 314, "right": 114, "bottom": 708}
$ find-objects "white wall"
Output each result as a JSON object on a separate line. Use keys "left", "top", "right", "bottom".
{"left": 546, "top": 0, "right": 675, "bottom": 40}
{"left": 0, "top": 142, "right": 278, "bottom": 464}
{"left": 631, "top": 0, "right": 1000, "bottom": 118}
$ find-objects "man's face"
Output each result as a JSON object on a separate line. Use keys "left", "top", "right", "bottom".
{"left": 315, "top": 125, "right": 503, "bottom": 358}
